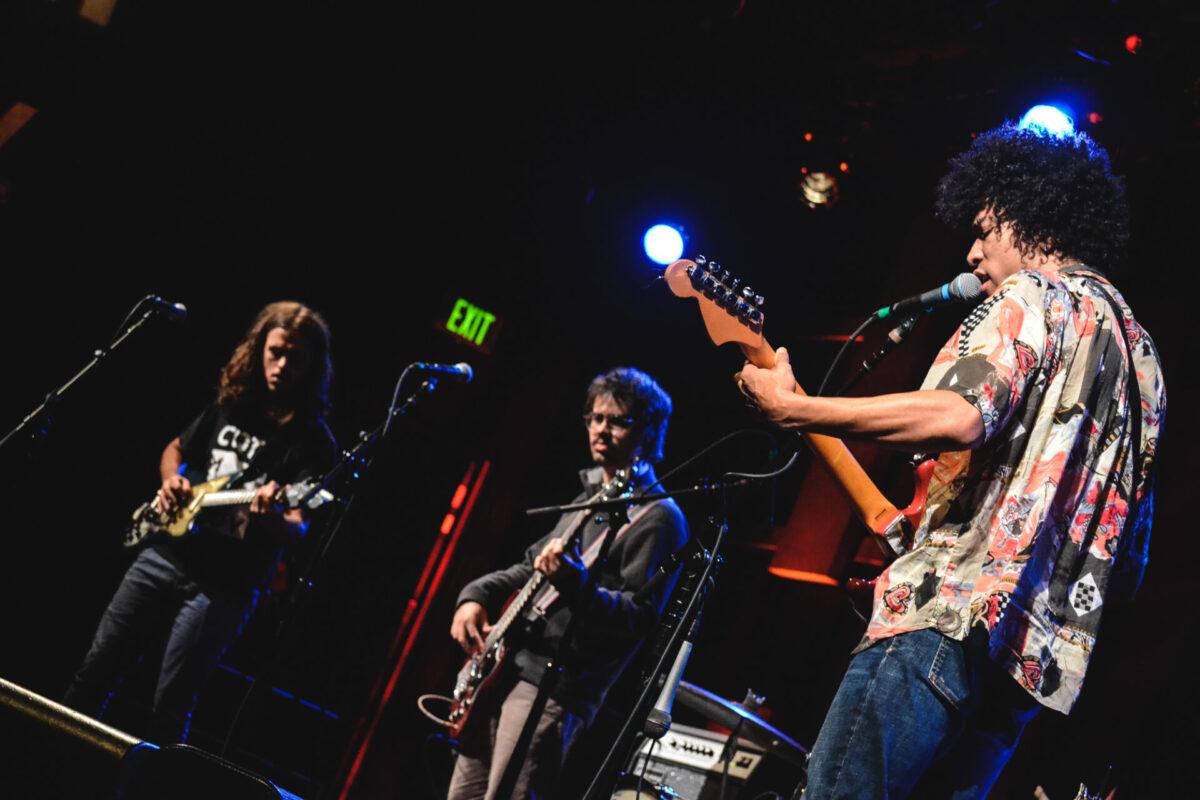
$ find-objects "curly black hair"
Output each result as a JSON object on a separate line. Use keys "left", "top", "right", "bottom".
{"left": 584, "top": 367, "right": 672, "bottom": 463}
{"left": 934, "top": 122, "right": 1129, "bottom": 275}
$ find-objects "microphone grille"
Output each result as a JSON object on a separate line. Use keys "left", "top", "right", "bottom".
{"left": 949, "top": 273, "right": 983, "bottom": 303}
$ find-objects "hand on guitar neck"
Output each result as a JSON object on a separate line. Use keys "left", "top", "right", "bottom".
{"left": 735, "top": 346, "right": 799, "bottom": 426}
{"left": 737, "top": 347, "right": 983, "bottom": 453}
{"left": 532, "top": 537, "right": 587, "bottom": 595}
{"left": 449, "top": 537, "right": 587, "bottom": 656}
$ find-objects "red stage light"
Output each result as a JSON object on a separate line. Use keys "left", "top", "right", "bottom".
{"left": 1125, "top": 34, "right": 1142, "bottom": 54}
{"left": 839, "top": 161, "right": 849, "bottom": 173}
{"left": 800, "top": 166, "right": 808, "bottom": 175}
{"left": 804, "top": 131, "right": 813, "bottom": 142}
{"left": 1088, "top": 111, "right": 1103, "bottom": 125}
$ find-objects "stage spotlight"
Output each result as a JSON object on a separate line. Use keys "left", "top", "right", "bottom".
{"left": 1125, "top": 34, "right": 1142, "bottom": 54}
{"left": 800, "top": 171, "right": 840, "bottom": 209}
{"left": 1019, "top": 104, "right": 1075, "bottom": 137}
{"left": 643, "top": 224, "right": 685, "bottom": 265}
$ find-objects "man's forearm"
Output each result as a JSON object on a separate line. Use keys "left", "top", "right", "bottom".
{"left": 766, "top": 388, "right": 984, "bottom": 452}
{"left": 160, "top": 437, "right": 185, "bottom": 481}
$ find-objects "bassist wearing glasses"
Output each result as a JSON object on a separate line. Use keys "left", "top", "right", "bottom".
{"left": 446, "top": 367, "right": 688, "bottom": 800}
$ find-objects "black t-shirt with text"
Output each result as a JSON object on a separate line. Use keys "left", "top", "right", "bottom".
{"left": 152, "top": 402, "right": 336, "bottom": 597}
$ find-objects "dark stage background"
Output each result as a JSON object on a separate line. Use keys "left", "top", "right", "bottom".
{"left": 1, "top": 1, "right": 1196, "bottom": 798}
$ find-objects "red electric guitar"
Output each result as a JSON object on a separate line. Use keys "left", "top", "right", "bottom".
{"left": 664, "top": 256, "right": 935, "bottom": 557}
{"left": 419, "top": 466, "right": 636, "bottom": 739}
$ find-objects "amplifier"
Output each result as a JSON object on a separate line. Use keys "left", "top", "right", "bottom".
{"left": 623, "top": 723, "right": 799, "bottom": 800}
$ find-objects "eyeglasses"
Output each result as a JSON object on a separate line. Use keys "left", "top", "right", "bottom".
{"left": 582, "top": 412, "right": 636, "bottom": 431}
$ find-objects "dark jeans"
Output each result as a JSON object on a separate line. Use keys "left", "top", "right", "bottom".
{"left": 446, "top": 679, "right": 584, "bottom": 800}
{"left": 803, "top": 627, "right": 1041, "bottom": 800}
{"left": 64, "top": 548, "right": 255, "bottom": 743}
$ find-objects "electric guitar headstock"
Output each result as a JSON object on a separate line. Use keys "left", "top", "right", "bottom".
{"left": 663, "top": 256, "right": 776, "bottom": 368}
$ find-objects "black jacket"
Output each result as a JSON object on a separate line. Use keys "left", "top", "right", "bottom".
{"left": 456, "top": 466, "right": 688, "bottom": 723}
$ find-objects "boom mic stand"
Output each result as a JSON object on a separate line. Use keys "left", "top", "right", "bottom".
{"left": 581, "top": 519, "right": 726, "bottom": 800}
{"left": 0, "top": 294, "right": 182, "bottom": 455}
{"left": 220, "top": 366, "right": 451, "bottom": 758}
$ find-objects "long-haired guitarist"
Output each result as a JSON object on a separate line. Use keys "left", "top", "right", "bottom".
{"left": 738, "top": 123, "right": 1166, "bottom": 799}
{"left": 64, "top": 300, "right": 337, "bottom": 743}
{"left": 446, "top": 367, "right": 688, "bottom": 800}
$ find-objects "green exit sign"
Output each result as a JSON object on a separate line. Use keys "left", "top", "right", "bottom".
{"left": 443, "top": 297, "right": 501, "bottom": 353}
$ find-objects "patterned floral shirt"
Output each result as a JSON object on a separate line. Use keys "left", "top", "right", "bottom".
{"left": 856, "top": 265, "right": 1166, "bottom": 713}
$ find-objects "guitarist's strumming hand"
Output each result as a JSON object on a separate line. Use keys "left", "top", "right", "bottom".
{"left": 451, "top": 602, "right": 492, "bottom": 655}
{"left": 736, "top": 346, "right": 798, "bottom": 424}
{"left": 157, "top": 474, "right": 193, "bottom": 513}
{"left": 534, "top": 538, "right": 587, "bottom": 595}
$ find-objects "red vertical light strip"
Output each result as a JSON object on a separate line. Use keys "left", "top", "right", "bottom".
{"left": 337, "top": 459, "right": 491, "bottom": 800}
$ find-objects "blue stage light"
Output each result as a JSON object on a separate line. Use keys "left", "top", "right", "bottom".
{"left": 1019, "top": 104, "right": 1075, "bottom": 137}
{"left": 643, "top": 224, "right": 685, "bottom": 265}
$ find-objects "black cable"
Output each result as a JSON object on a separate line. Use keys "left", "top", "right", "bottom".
{"left": 816, "top": 314, "right": 876, "bottom": 398}
{"left": 109, "top": 294, "right": 157, "bottom": 342}
{"left": 636, "top": 738, "right": 658, "bottom": 800}
{"left": 637, "top": 428, "right": 782, "bottom": 498}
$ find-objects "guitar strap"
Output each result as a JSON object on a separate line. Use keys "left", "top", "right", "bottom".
{"left": 531, "top": 499, "right": 665, "bottom": 615}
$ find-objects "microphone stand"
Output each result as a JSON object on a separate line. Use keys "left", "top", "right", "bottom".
{"left": 220, "top": 369, "right": 446, "bottom": 757}
{"left": 493, "top": 478, "right": 743, "bottom": 800}
{"left": 835, "top": 313, "right": 920, "bottom": 397}
{"left": 580, "top": 517, "right": 726, "bottom": 800}
{"left": 0, "top": 294, "right": 175, "bottom": 455}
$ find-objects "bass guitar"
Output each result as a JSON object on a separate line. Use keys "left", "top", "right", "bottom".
{"left": 664, "top": 256, "right": 935, "bottom": 556}
{"left": 423, "top": 466, "right": 636, "bottom": 739}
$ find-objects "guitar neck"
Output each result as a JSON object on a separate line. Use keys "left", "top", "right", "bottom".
{"left": 481, "top": 500, "right": 599, "bottom": 649}
{"left": 742, "top": 337, "right": 900, "bottom": 536}
{"left": 199, "top": 488, "right": 259, "bottom": 508}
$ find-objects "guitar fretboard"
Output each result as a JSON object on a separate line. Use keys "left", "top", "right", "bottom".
{"left": 199, "top": 489, "right": 259, "bottom": 508}
{"left": 479, "top": 474, "right": 633, "bottom": 651}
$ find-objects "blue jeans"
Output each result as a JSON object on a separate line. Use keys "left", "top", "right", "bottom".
{"left": 803, "top": 627, "right": 1041, "bottom": 800}
{"left": 64, "top": 548, "right": 256, "bottom": 742}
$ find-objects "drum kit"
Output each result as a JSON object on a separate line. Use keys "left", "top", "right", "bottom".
{"left": 612, "top": 680, "right": 808, "bottom": 800}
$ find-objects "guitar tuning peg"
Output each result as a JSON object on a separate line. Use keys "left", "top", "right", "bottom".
{"left": 707, "top": 260, "right": 721, "bottom": 274}
{"left": 729, "top": 277, "right": 741, "bottom": 292}
{"left": 740, "top": 286, "right": 754, "bottom": 301}
{"left": 754, "top": 294, "right": 765, "bottom": 307}
{"left": 695, "top": 254, "right": 708, "bottom": 266}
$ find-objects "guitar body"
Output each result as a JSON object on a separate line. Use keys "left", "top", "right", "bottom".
{"left": 124, "top": 475, "right": 233, "bottom": 548}
{"left": 447, "top": 638, "right": 508, "bottom": 739}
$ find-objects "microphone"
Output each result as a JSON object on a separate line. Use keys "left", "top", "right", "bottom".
{"left": 643, "top": 640, "right": 692, "bottom": 740}
{"left": 874, "top": 273, "right": 982, "bottom": 320}
{"left": 411, "top": 361, "right": 474, "bottom": 383}
{"left": 148, "top": 296, "right": 188, "bottom": 323}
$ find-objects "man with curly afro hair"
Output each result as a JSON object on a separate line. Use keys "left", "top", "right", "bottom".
{"left": 739, "top": 122, "right": 1166, "bottom": 798}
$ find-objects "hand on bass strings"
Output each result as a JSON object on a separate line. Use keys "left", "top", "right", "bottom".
{"left": 451, "top": 601, "right": 493, "bottom": 655}
{"left": 534, "top": 538, "right": 587, "bottom": 594}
